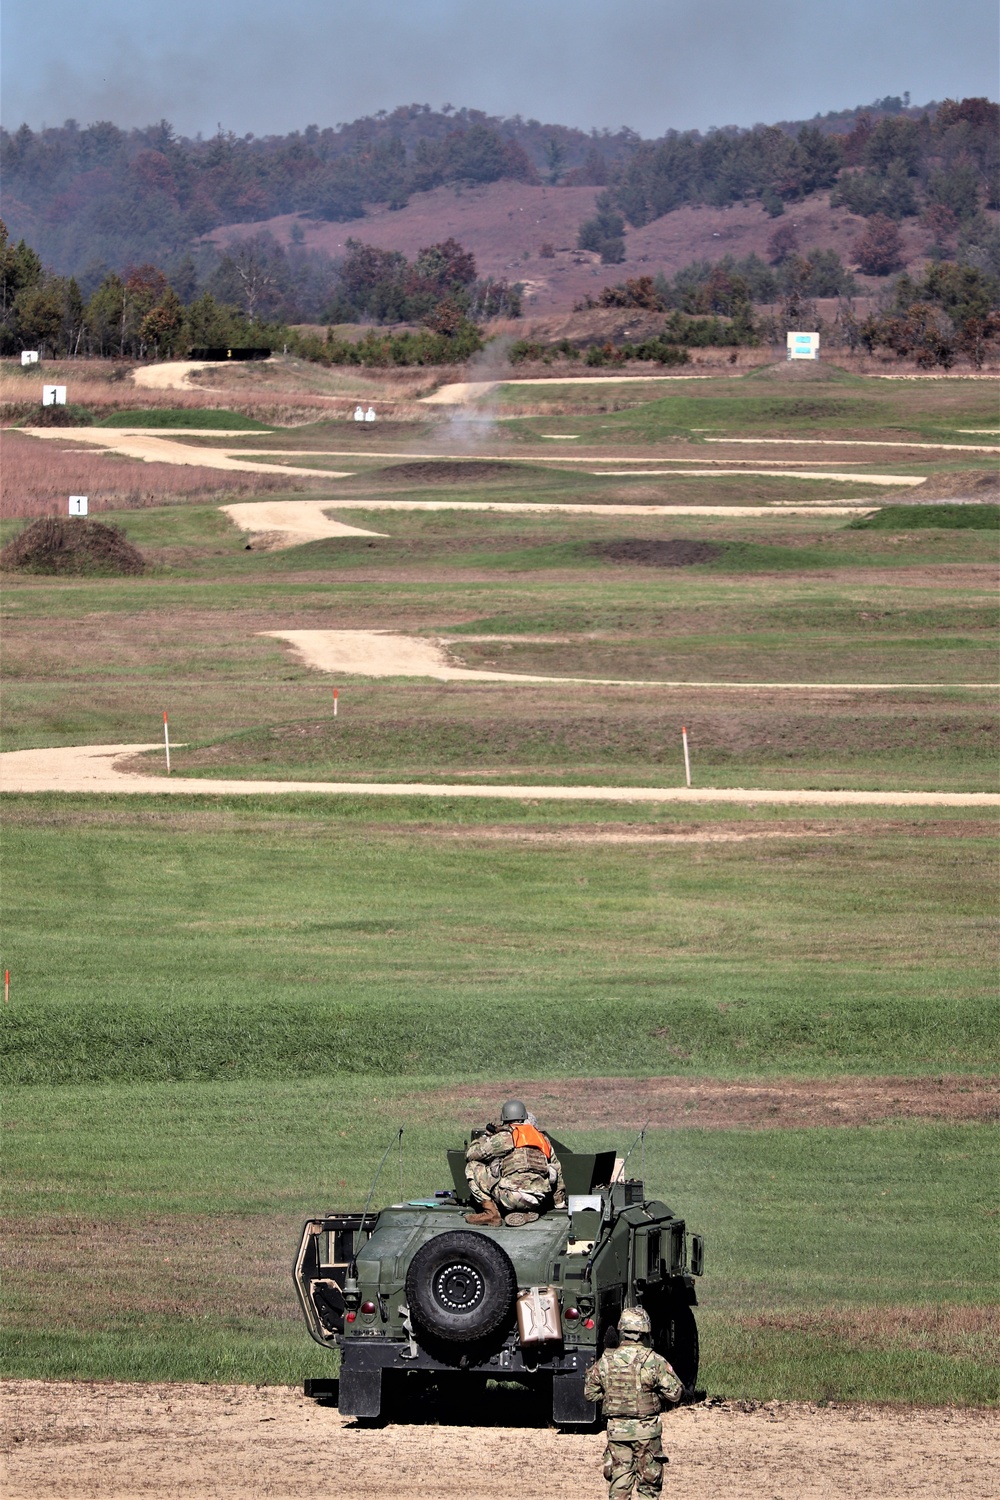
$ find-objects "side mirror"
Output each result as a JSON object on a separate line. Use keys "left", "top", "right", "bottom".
{"left": 690, "top": 1234, "right": 704, "bottom": 1277}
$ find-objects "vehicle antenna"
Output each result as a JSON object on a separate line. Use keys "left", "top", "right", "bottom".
{"left": 351, "top": 1126, "right": 403, "bottom": 1275}
{"left": 613, "top": 1120, "right": 650, "bottom": 1183}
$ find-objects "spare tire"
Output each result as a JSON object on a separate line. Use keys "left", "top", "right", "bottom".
{"left": 405, "top": 1231, "right": 517, "bottom": 1344}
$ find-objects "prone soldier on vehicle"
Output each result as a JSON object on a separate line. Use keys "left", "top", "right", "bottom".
{"left": 464, "top": 1099, "right": 567, "bottom": 1227}
{"left": 584, "top": 1306, "right": 684, "bottom": 1499}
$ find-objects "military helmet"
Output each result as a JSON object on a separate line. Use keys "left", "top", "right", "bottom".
{"left": 618, "top": 1306, "right": 652, "bottom": 1337}
{"left": 501, "top": 1099, "right": 528, "bottom": 1123}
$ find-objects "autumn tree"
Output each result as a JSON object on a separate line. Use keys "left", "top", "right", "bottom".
{"left": 853, "top": 214, "right": 905, "bottom": 275}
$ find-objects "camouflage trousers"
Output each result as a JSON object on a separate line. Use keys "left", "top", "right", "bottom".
{"left": 602, "top": 1434, "right": 666, "bottom": 1498}
{"left": 465, "top": 1159, "right": 550, "bottom": 1212}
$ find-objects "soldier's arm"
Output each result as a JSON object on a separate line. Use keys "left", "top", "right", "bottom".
{"left": 583, "top": 1354, "right": 606, "bottom": 1404}
{"left": 652, "top": 1355, "right": 684, "bottom": 1404}
{"left": 465, "top": 1128, "right": 514, "bottom": 1163}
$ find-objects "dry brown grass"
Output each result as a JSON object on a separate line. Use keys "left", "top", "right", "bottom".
{"left": 0, "top": 357, "right": 448, "bottom": 427}
{"left": 0, "top": 432, "right": 324, "bottom": 518}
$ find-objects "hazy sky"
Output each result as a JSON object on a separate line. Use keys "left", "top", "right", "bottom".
{"left": 3, "top": 0, "right": 997, "bottom": 138}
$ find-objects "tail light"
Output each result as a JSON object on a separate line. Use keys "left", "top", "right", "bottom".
{"left": 563, "top": 1307, "right": 580, "bottom": 1321}
{"left": 361, "top": 1300, "right": 377, "bottom": 1315}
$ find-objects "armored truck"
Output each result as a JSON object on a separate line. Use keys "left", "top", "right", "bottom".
{"left": 294, "top": 1137, "right": 704, "bottom": 1424}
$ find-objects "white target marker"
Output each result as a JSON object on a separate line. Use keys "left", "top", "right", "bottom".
{"left": 682, "top": 726, "right": 692, "bottom": 787}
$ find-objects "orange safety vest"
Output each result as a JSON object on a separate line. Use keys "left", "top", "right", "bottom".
{"left": 511, "top": 1122, "right": 552, "bottom": 1159}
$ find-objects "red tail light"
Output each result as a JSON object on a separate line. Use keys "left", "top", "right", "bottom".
{"left": 564, "top": 1307, "right": 580, "bottom": 1321}
{"left": 583, "top": 1318, "right": 595, "bottom": 1329}
{"left": 345, "top": 1311, "right": 356, "bottom": 1323}
{"left": 361, "top": 1301, "right": 377, "bottom": 1315}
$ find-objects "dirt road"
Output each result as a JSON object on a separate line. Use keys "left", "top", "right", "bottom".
{"left": 22, "top": 428, "right": 344, "bottom": 480}
{"left": 1, "top": 743, "right": 996, "bottom": 805}
{"left": 422, "top": 374, "right": 713, "bottom": 402}
{"left": 221, "top": 501, "right": 385, "bottom": 542}
{"left": 130, "top": 360, "right": 223, "bottom": 390}
{"left": 4, "top": 1381, "right": 996, "bottom": 1499}
{"left": 218, "top": 499, "right": 876, "bottom": 547}
{"left": 266, "top": 628, "right": 995, "bottom": 691}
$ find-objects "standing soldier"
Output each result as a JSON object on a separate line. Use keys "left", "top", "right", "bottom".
{"left": 464, "top": 1099, "right": 567, "bottom": 1227}
{"left": 584, "top": 1307, "right": 684, "bottom": 1499}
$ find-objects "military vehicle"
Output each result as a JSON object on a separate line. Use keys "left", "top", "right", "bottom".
{"left": 294, "top": 1134, "right": 704, "bottom": 1423}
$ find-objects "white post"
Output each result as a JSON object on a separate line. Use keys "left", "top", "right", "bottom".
{"left": 333, "top": 688, "right": 339, "bottom": 718}
{"left": 163, "top": 711, "right": 171, "bottom": 775}
{"left": 682, "top": 725, "right": 692, "bottom": 787}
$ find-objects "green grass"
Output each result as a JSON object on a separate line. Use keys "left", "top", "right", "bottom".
{"left": 498, "top": 369, "right": 1000, "bottom": 446}
{"left": 850, "top": 503, "right": 1000, "bottom": 530}
{"left": 95, "top": 408, "right": 273, "bottom": 429}
{"left": 3, "top": 1081, "right": 997, "bottom": 1399}
{"left": 3, "top": 803, "right": 995, "bottom": 1085}
{"left": 3, "top": 370, "right": 998, "bottom": 1403}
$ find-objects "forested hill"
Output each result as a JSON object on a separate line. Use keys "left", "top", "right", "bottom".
{"left": 3, "top": 95, "right": 995, "bottom": 285}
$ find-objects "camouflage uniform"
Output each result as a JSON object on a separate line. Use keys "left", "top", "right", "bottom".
{"left": 464, "top": 1127, "right": 566, "bottom": 1214}
{"left": 584, "top": 1334, "right": 683, "bottom": 1499}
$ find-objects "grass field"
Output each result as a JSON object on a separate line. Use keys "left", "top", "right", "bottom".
{"left": 2, "top": 364, "right": 997, "bottom": 1405}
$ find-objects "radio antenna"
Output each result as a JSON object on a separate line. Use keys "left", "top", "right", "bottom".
{"left": 351, "top": 1126, "right": 403, "bottom": 1274}
{"left": 613, "top": 1121, "right": 650, "bottom": 1183}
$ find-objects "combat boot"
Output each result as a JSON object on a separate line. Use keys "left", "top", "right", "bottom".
{"left": 502, "top": 1211, "right": 540, "bottom": 1227}
{"left": 465, "top": 1199, "right": 502, "bottom": 1226}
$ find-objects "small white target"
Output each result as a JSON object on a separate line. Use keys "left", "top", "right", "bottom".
{"left": 68, "top": 496, "right": 89, "bottom": 516}
{"left": 353, "top": 405, "right": 365, "bottom": 422}
{"left": 21, "top": 350, "right": 39, "bottom": 366}
{"left": 43, "top": 385, "right": 67, "bottom": 406}
{"left": 365, "top": 406, "right": 376, "bottom": 422}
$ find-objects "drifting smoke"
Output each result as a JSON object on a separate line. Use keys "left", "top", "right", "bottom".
{"left": 436, "top": 335, "right": 516, "bottom": 454}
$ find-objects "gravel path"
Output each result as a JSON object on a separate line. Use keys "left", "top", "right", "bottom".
{"left": 2, "top": 744, "right": 996, "bottom": 805}
{"left": 4, "top": 1381, "right": 997, "bottom": 1500}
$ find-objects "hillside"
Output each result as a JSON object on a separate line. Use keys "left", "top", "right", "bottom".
{"left": 208, "top": 182, "right": 945, "bottom": 316}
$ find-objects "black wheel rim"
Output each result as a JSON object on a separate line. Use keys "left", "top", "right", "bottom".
{"left": 433, "top": 1261, "right": 486, "bottom": 1312}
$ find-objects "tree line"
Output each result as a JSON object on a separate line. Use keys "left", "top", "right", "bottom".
{"left": 0, "top": 221, "right": 515, "bottom": 365}
{"left": 577, "top": 98, "right": 999, "bottom": 264}
{"left": 2, "top": 97, "right": 977, "bottom": 284}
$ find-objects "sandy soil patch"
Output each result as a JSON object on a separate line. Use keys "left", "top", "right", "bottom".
{"left": 4, "top": 1381, "right": 997, "bottom": 1500}
{"left": 220, "top": 501, "right": 384, "bottom": 544}
{"left": 1, "top": 743, "right": 996, "bottom": 806}
{"left": 21, "top": 428, "right": 343, "bottom": 480}
{"left": 266, "top": 628, "right": 994, "bottom": 692}
{"left": 131, "top": 360, "right": 226, "bottom": 391}
{"left": 423, "top": 1074, "right": 1000, "bottom": 1131}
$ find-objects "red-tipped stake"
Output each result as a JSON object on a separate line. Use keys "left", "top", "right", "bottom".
{"left": 4, "top": 970, "right": 9, "bottom": 1004}
{"left": 681, "top": 726, "right": 692, "bottom": 788}
{"left": 333, "top": 689, "right": 339, "bottom": 719}
{"left": 163, "top": 711, "right": 171, "bottom": 775}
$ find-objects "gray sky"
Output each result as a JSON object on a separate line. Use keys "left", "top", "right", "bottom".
{"left": 3, "top": 0, "right": 996, "bottom": 138}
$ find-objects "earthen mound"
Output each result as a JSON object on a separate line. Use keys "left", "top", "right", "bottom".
{"left": 1, "top": 517, "right": 146, "bottom": 575}
{"left": 379, "top": 460, "right": 519, "bottom": 482}
{"left": 588, "top": 538, "right": 724, "bottom": 567}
